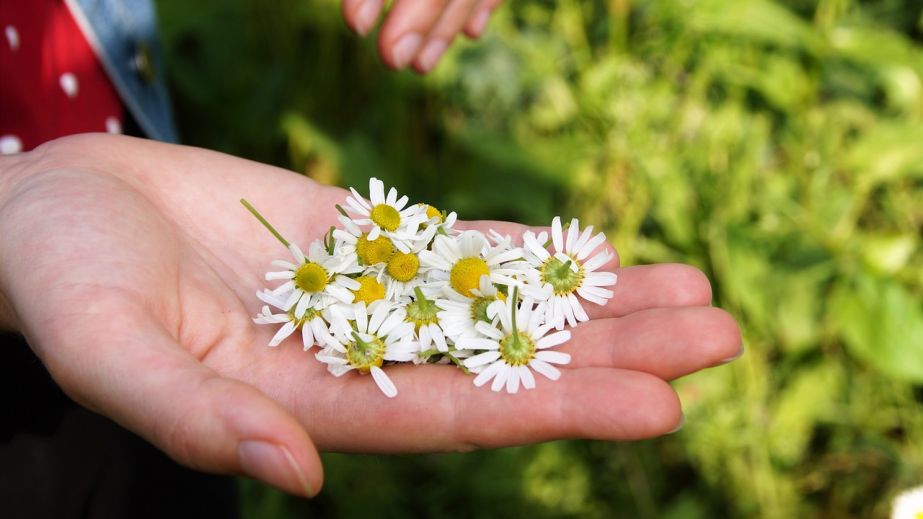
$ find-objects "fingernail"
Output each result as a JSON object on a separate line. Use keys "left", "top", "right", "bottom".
{"left": 668, "top": 414, "right": 685, "bottom": 434}
{"left": 239, "top": 440, "right": 315, "bottom": 497}
{"left": 355, "top": 0, "right": 380, "bottom": 36}
{"left": 417, "top": 39, "right": 447, "bottom": 72}
{"left": 719, "top": 345, "right": 745, "bottom": 365}
{"left": 392, "top": 33, "right": 422, "bottom": 68}
{"left": 469, "top": 9, "right": 491, "bottom": 36}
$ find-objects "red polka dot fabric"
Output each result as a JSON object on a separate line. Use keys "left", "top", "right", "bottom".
{"left": 0, "top": 0, "right": 124, "bottom": 154}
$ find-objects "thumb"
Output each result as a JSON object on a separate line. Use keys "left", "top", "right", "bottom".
{"left": 35, "top": 318, "right": 323, "bottom": 497}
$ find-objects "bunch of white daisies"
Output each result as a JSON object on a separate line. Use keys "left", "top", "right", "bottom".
{"left": 245, "top": 178, "right": 617, "bottom": 398}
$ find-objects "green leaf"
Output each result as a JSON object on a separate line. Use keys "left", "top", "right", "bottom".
{"left": 829, "top": 274, "right": 923, "bottom": 383}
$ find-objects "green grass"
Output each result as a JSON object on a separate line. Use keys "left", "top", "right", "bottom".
{"left": 157, "top": 0, "right": 923, "bottom": 516}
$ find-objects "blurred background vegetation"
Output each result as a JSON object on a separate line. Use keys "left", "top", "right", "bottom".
{"left": 155, "top": 0, "right": 923, "bottom": 517}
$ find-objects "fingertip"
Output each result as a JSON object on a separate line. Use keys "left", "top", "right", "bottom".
{"left": 464, "top": 8, "right": 491, "bottom": 38}
{"left": 343, "top": 0, "right": 383, "bottom": 36}
{"left": 238, "top": 440, "right": 323, "bottom": 498}
{"left": 382, "top": 32, "right": 423, "bottom": 69}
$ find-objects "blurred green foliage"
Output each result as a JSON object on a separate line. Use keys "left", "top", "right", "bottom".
{"left": 157, "top": 0, "right": 923, "bottom": 517}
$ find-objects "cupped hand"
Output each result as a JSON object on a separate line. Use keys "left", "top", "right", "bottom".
{"left": 0, "top": 135, "right": 741, "bottom": 497}
{"left": 341, "top": 0, "right": 503, "bottom": 73}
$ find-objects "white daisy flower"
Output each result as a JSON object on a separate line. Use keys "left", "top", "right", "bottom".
{"left": 436, "top": 274, "right": 506, "bottom": 343}
{"left": 374, "top": 224, "right": 439, "bottom": 301}
{"left": 419, "top": 230, "right": 541, "bottom": 300}
{"left": 265, "top": 241, "right": 363, "bottom": 319}
{"left": 344, "top": 177, "right": 429, "bottom": 253}
{"left": 418, "top": 203, "right": 459, "bottom": 236}
{"left": 315, "top": 301, "right": 417, "bottom": 398}
{"left": 457, "top": 287, "right": 572, "bottom": 394}
{"left": 522, "top": 217, "right": 617, "bottom": 330}
{"left": 332, "top": 214, "right": 396, "bottom": 267}
{"left": 892, "top": 485, "right": 923, "bottom": 519}
{"left": 402, "top": 286, "right": 450, "bottom": 354}
{"left": 252, "top": 289, "right": 337, "bottom": 350}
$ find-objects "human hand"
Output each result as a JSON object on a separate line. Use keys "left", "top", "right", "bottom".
{"left": 341, "top": 0, "right": 503, "bottom": 73}
{"left": 0, "top": 134, "right": 741, "bottom": 497}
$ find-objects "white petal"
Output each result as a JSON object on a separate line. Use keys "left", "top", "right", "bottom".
{"left": 519, "top": 366, "right": 536, "bottom": 390}
{"left": 565, "top": 218, "right": 580, "bottom": 254}
{"left": 572, "top": 225, "right": 594, "bottom": 256}
{"left": 369, "top": 178, "right": 385, "bottom": 204}
{"left": 336, "top": 275, "right": 361, "bottom": 291}
{"left": 583, "top": 251, "right": 614, "bottom": 272}
{"left": 568, "top": 293, "right": 589, "bottom": 323}
{"left": 371, "top": 366, "right": 398, "bottom": 398}
{"left": 536, "top": 330, "right": 571, "bottom": 349}
{"left": 551, "top": 217, "right": 564, "bottom": 253}
{"left": 535, "top": 350, "right": 571, "bottom": 365}
{"left": 579, "top": 284, "right": 614, "bottom": 300}
{"left": 271, "top": 259, "right": 298, "bottom": 270}
{"left": 269, "top": 321, "right": 297, "bottom": 346}
{"left": 418, "top": 324, "right": 432, "bottom": 349}
{"left": 288, "top": 243, "right": 306, "bottom": 264}
{"left": 474, "top": 321, "right": 504, "bottom": 340}
{"left": 265, "top": 270, "right": 293, "bottom": 281}
{"left": 377, "top": 309, "right": 406, "bottom": 337}
{"left": 577, "top": 232, "right": 607, "bottom": 261}
{"left": 529, "top": 358, "right": 561, "bottom": 380}
{"left": 354, "top": 302, "right": 369, "bottom": 332}
{"left": 473, "top": 361, "right": 504, "bottom": 387}
{"left": 490, "top": 364, "right": 510, "bottom": 392}
{"left": 294, "top": 293, "right": 311, "bottom": 318}
{"left": 505, "top": 367, "right": 521, "bottom": 394}
{"left": 523, "top": 231, "right": 551, "bottom": 261}
{"left": 576, "top": 287, "right": 608, "bottom": 306}
{"left": 584, "top": 271, "right": 618, "bottom": 286}
{"left": 346, "top": 195, "right": 370, "bottom": 215}
{"left": 326, "top": 285, "right": 355, "bottom": 304}
{"left": 301, "top": 325, "right": 315, "bottom": 351}
{"left": 464, "top": 350, "right": 501, "bottom": 368}
{"left": 367, "top": 225, "right": 381, "bottom": 241}
{"left": 283, "top": 290, "right": 303, "bottom": 311}
{"left": 430, "top": 324, "right": 448, "bottom": 352}
{"left": 458, "top": 338, "right": 500, "bottom": 350}
{"left": 369, "top": 303, "right": 390, "bottom": 334}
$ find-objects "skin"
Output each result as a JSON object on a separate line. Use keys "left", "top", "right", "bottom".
{"left": 341, "top": 0, "right": 506, "bottom": 73}
{"left": 0, "top": 134, "right": 741, "bottom": 497}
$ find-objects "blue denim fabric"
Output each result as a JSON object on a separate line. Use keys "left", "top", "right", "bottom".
{"left": 66, "top": 0, "right": 178, "bottom": 142}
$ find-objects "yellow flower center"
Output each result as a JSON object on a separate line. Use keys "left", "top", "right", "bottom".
{"left": 287, "top": 307, "right": 320, "bottom": 327}
{"left": 499, "top": 331, "right": 537, "bottom": 366}
{"left": 370, "top": 204, "right": 401, "bottom": 232}
{"left": 352, "top": 275, "right": 386, "bottom": 305}
{"left": 450, "top": 257, "right": 490, "bottom": 298}
{"left": 356, "top": 233, "right": 394, "bottom": 265}
{"left": 294, "top": 262, "right": 328, "bottom": 293}
{"left": 387, "top": 252, "right": 420, "bottom": 282}
{"left": 423, "top": 204, "right": 443, "bottom": 221}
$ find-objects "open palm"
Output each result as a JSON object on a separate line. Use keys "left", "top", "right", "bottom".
{"left": 0, "top": 135, "right": 741, "bottom": 496}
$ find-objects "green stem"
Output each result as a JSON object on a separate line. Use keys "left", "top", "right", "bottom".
{"left": 240, "top": 198, "right": 290, "bottom": 247}
{"left": 335, "top": 204, "right": 349, "bottom": 218}
{"left": 413, "top": 286, "right": 435, "bottom": 313}
{"left": 510, "top": 285, "right": 520, "bottom": 337}
{"left": 444, "top": 352, "right": 471, "bottom": 374}
{"left": 352, "top": 331, "right": 370, "bottom": 355}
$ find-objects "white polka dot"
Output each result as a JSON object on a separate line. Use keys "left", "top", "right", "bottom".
{"left": 105, "top": 117, "right": 122, "bottom": 134}
{"left": 4, "top": 25, "right": 19, "bottom": 51}
{"left": 0, "top": 135, "right": 23, "bottom": 155}
{"left": 59, "top": 73, "right": 79, "bottom": 98}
